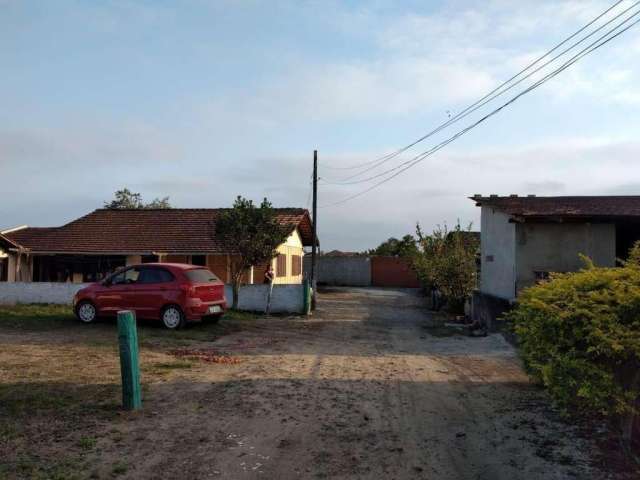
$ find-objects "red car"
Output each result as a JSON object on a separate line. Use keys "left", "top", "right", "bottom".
{"left": 73, "top": 263, "right": 227, "bottom": 329}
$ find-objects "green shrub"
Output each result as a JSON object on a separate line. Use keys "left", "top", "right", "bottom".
{"left": 506, "top": 249, "right": 640, "bottom": 418}
{"left": 412, "top": 221, "right": 479, "bottom": 313}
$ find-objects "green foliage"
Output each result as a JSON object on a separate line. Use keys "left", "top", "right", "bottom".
{"left": 104, "top": 188, "right": 171, "bottom": 209}
{"left": 412, "top": 221, "right": 479, "bottom": 312}
{"left": 215, "top": 196, "right": 288, "bottom": 308}
{"left": 506, "top": 244, "right": 640, "bottom": 418}
{"left": 367, "top": 235, "right": 418, "bottom": 257}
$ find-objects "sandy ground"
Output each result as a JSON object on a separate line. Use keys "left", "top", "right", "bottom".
{"left": 0, "top": 288, "right": 633, "bottom": 479}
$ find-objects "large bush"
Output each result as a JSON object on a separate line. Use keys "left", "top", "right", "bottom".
{"left": 412, "top": 221, "right": 479, "bottom": 312}
{"left": 506, "top": 250, "right": 640, "bottom": 420}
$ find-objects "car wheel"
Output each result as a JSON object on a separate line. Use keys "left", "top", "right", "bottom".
{"left": 161, "top": 305, "right": 186, "bottom": 330}
{"left": 76, "top": 301, "right": 97, "bottom": 323}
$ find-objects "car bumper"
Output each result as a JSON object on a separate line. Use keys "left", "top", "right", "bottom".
{"left": 184, "top": 298, "right": 227, "bottom": 320}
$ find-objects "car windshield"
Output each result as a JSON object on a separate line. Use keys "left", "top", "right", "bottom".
{"left": 185, "top": 268, "right": 219, "bottom": 283}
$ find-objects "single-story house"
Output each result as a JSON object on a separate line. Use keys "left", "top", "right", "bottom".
{"left": 0, "top": 208, "right": 315, "bottom": 285}
{"left": 472, "top": 195, "right": 640, "bottom": 303}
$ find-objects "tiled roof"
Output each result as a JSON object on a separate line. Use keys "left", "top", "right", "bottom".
{"left": 471, "top": 196, "right": 640, "bottom": 218}
{"left": 5, "top": 208, "right": 314, "bottom": 254}
{"left": 0, "top": 233, "right": 22, "bottom": 250}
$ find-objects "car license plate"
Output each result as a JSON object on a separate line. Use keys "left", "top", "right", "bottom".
{"left": 208, "top": 306, "right": 221, "bottom": 314}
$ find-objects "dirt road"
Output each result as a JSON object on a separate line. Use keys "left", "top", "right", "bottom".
{"left": 81, "top": 287, "right": 616, "bottom": 479}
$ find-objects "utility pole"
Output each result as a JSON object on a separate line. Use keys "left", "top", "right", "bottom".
{"left": 311, "top": 150, "right": 318, "bottom": 310}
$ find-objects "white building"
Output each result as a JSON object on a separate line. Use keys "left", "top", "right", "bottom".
{"left": 471, "top": 195, "right": 640, "bottom": 326}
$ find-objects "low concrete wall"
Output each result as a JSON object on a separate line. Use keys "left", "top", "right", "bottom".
{"left": 304, "top": 256, "right": 371, "bottom": 287}
{"left": 0, "top": 282, "right": 305, "bottom": 314}
{"left": 0, "top": 282, "right": 91, "bottom": 305}
{"left": 224, "top": 284, "right": 304, "bottom": 314}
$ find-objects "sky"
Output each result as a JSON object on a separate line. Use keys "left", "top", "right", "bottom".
{"left": 2, "top": 0, "right": 640, "bottom": 251}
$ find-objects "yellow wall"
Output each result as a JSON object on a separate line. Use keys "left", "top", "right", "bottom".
{"left": 272, "top": 229, "right": 305, "bottom": 284}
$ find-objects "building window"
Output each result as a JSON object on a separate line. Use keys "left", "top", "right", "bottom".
{"left": 534, "top": 270, "right": 550, "bottom": 282}
{"left": 291, "top": 255, "right": 302, "bottom": 276}
{"left": 191, "top": 255, "right": 206, "bottom": 266}
{"left": 276, "top": 254, "right": 287, "bottom": 277}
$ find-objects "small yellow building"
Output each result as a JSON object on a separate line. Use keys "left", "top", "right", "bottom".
{"left": 1, "top": 208, "right": 315, "bottom": 285}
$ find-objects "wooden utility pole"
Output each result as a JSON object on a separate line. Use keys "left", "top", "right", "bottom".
{"left": 311, "top": 150, "right": 318, "bottom": 310}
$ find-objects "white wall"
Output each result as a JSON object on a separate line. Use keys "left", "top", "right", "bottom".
{"left": 0, "top": 282, "right": 305, "bottom": 314}
{"left": 515, "top": 222, "right": 616, "bottom": 292}
{"left": 303, "top": 256, "right": 371, "bottom": 286}
{"left": 0, "top": 282, "right": 90, "bottom": 305}
{"left": 480, "top": 206, "right": 516, "bottom": 300}
{"left": 224, "top": 284, "right": 304, "bottom": 313}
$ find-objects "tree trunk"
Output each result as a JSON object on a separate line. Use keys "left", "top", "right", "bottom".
{"left": 265, "top": 281, "right": 274, "bottom": 315}
{"left": 232, "top": 278, "right": 240, "bottom": 310}
{"left": 621, "top": 370, "right": 640, "bottom": 448}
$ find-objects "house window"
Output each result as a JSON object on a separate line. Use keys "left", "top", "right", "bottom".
{"left": 291, "top": 255, "right": 302, "bottom": 276}
{"left": 191, "top": 255, "right": 206, "bottom": 266}
{"left": 276, "top": 254, "right": 287, "bottom": 277}
{"left": 534, "top": 270, "right": 550, "bottom": 282}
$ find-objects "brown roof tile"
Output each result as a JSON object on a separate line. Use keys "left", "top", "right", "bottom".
{"left": 471, "top": 196, "right": 640, "bottom": 219}
{"left": 5, "top": 208, "right": 314, "bottom": 254}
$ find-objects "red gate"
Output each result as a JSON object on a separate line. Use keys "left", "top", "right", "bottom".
{"left": 370, "top": 256, "right": 420, "bottom": 288}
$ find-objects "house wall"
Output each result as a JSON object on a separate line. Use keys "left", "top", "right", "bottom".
{"left": 207, "top": 254, "right": 229, "bottom": 283}
{"left": 272, "top": 229, "right": 305, "bottom": 284}
{"left": 126, "top": 255, "right": 142, "bottom": 266}
{"left": 515, "top": 222, "right": 616, "bottom": 292}
{"left": 480, "top": 206, "right": 517, "bottom": 300}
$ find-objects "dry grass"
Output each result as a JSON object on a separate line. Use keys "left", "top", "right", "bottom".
{"left": 0, "top": 304, "right": 257, "bottom": 479}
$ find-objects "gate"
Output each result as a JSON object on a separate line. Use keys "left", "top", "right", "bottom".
{"left": 370, "top": 256, "right": 420, "bottom": 288}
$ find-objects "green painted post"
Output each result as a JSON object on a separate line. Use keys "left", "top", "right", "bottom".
{"left": 117, "top": 310, "right": 142, "bottom": 410}
{"left": 303, "top": 279, "right": 311, "bottom": 315}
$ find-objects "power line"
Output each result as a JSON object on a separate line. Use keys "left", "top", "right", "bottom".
{"left": 320, "top": 14, "right": 640, "bottom": 208}
{"left": 319, "top": 0, "right": 629, "bottom": 181}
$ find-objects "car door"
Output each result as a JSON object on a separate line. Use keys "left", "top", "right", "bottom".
{"left": 133, "top": 267, "right": 175, "bottom": 319}
{"left": 95, "top": 267, "right": 139, "bottom": 315}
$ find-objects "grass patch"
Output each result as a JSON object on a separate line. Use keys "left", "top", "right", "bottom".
{"left": 111, "top": 461, "right": 128, "bottom": 476}
{"left": 0, "top": 304, "right": 76, "bottom": 330}
{"left": 77, "top": 436, "right": 98, "bottom": 451}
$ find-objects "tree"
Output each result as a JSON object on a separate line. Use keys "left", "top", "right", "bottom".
{"left": 104, "top": 188, "right": 171, "bottom": 209}
{"left": 215, "top": 196, "right": 289, "bottom": 309}
{"left": 368, "top": 234, "right": 418, "bottom": 257}
{"left": 412, "top": 221, "right": 479, "bottom": 313}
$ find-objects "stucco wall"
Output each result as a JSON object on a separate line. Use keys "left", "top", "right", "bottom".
{"left": 0, "top": 282, "right": 305, "bottom": 314}
{"left": 303, "top": 256, "right": 371, "bottom": 286}
{"left": 0, "top": 282, "right": 91, "bottom": 305}
{"left": 515, "top": 222, "right": 616, "bottom": 292}
{"left": 480, "top": 206, "right": 516, "bottom": 300}
{"left": 224, "top": 284, "right": 304, "bottom": 313}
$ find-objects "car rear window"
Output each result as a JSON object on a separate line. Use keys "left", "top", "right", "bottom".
{"left": 185, "top": 268, "right": 219, "bottom": 283}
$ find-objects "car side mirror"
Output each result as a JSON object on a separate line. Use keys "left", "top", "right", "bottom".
{"left": 102, "top": 279, "right": 112, "bottom": 287}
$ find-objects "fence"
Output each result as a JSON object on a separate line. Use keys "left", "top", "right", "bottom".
{"left": 304, "top": 255, "right": 420, "bottom": 288}
{"left": 0, "top": 282, "right": 306, "bottom": 314}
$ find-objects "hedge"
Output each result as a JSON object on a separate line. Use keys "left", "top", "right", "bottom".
{"left": 505, "top": 251, "right": 640, "bottom": 419}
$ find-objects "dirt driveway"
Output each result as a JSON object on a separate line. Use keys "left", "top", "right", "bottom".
{"left": 0, "top": 288, "right": 633, "bottom": 479}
